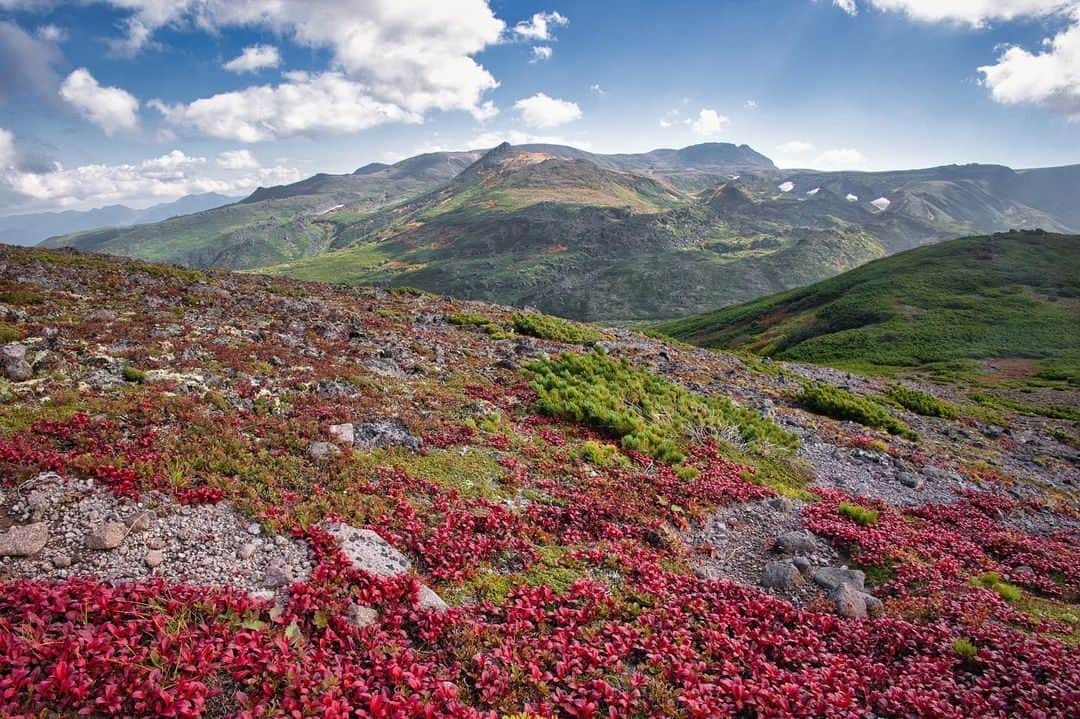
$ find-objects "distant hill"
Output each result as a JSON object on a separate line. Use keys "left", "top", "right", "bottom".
{"left": 42, "top": 142, "right": 1080, "bottom": 321}
{"left": 655, "top": 231, "right": 1080, "bottom": 385}
{"left": 0, "top": 193, "right": 233, "bottom": 247}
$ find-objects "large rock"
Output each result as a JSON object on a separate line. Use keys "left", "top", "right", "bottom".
{"left": 325, "top": 524, "right": 412, "bottom": 577}
{"left": 308, "top": 441, "right": 341, "bottom": 462}
{"left": 776, "top": 531, "right": 818, "bottom": 555}
{"left": 328, "top": 423, "right": 355, "bottom": 445}
{"left": 3, "top": 358, "right": 32, "bottom": 382}
{"left": 830, "top": 582, "right": 868, "bottom": 618}
{"left": 813, "top": 566, "right": 866, "bottom": 592}
{"left": 352, "top": 421, "right": 423, "bottom": 452}
{"left": 85, "top": 522, "right": 127, "bottom": 550}
{"left": 0, "top": 522, "right": 49, "bottom": 556}
{"left": 761, "top": 560, "right": 804, "bottom": 591}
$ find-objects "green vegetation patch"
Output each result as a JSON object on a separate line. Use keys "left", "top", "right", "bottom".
{"left": 885, "top": 385, "right": 959, "bottom": 419}
{"left": 448, "top": 312, "right": 511, "bottom": 340}
{"left": 798, "top": 382, "right": 916, "bottom": 440}
{"left": 511, "top": 312, "right": 604, "bottom": 344}
{"left": 839, "top": 502, "right": 880, "bottom": 526}
{"left": 526, "top": 350, "right": 796, "bottom": 464}
{"left": 969, "top": 391, "right": 1080, "bottom": 423}
{"left": 970, "top": 571, "right": 1023, "bottom": 604}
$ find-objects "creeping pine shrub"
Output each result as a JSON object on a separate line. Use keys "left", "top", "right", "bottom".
{"left": 798, "top": 382, "right": 917, "bottom": 440}
{"left": 511, "top": 312, "right": 604, "bottom": 344}
{"left": 886, "top": 385, "right": 959, "bottom": 419}
{"left": 527, "top": 351, "right": 796, "bottom": 464}
{"left": 448, "top": 312, "right": 511, "bottom": 340}
{"left": 839, "top": 501, "right": 879, "bottom": 526}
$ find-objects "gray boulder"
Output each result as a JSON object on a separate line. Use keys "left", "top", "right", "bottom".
{"left": 0, "top": 522, "right": 48, "bottom": 556}
{"left": 830, "top": 582, "right": 868, "bottom": 618}
{"left": 776, "top": 530, "right": 818, "bottom": 555}
{"left": 325, "top": 524, "right": 412, "bottom": 577}
{"left": 85, "top": 522, "right": 127, "bottom": 550}
{"left": 761, "top": 560, "right": 804, "bottom": 591}
{"left": 813, "top": 566, "right": 866, "bottom": 592}
{"left": 352, "top": 421, "right": 422, "bottom": 452}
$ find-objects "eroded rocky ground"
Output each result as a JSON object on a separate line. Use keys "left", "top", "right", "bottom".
{"left": 0, "top": 245, "right": 1076, "bottom": 718}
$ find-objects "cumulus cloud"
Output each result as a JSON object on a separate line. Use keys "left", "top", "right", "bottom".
{"left": 857, "top": 0, "right": 1074, "bottom": 26}
{"left": 36, "top": 23, "right": 66, "bottom": 42}
{"left": 0, "top": 128, "right": 15, "bottom": 168}
{"left": 2, "top": 147, "right": 302, "bottom": 209}
{"left": 590, "top": 83, "right": 605, "bottom": 95}
{"left": 468, "top": 128, "right": 591, "bottom": 149}
{"left": 513, "top": 92, "right": 581, "bottom": 128}
{"left": 834, "top": 0, "right": 857, "bottom": 15}
{"left": 690, "top": 108, "right": 729, "bottom": 138}
{"left": 223, "top": 44, "right": 280, "bottom": 73}
{"left": 217, "top": 149, "right": 260, "bottom": 169}
{"left": 777, "top": 140, "right": 816, "bottom": 153}
{"left": 512, "top": 11, "right": 568, "bottom": 40}
{"left": 530, "top": 45, "right": 553, "bottom": 62}
{"left": 0, "top": 20, "right": 62, "bottom": 105}
{"left": 36, "top": 0, "right": 505, "bottom": 136}
{"left": 150, "top": 72, "right": 422, "bottom": 142}
{"left": 59, "top": 68, "right": 140, "bottom": 134}
{"left": 978, "top": 13, "right": 1080, "bottom": 120}
{"left": 814, "top": 147, "right": 866, "bottom": 169}
{"left": 744, "top": 99, "right": 758, "bottom": 109}
{"left": 659, "top": 109, "right": 680, "bottom": 128}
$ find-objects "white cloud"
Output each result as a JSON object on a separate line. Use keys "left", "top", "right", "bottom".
{"left": 857, "top": 1, "right": 1074, "bottom": 26}
{"left": 151, "top": 72, "right": 422, "bottom": 142}
{"left": 512, "top": 11, "right": 568, "bottom": 40}
{"left": 659, "top": 109, "right": 680, "bottom": 128}
{"left": 36, "top": 23, "right": 65, "bottom": 42}
{"left": 744, "top": 99, "right": 758, "bottom": 109}
{"left": 217, "top": 149, "right": 260, "bottom": 169}
{"left": 690, "top": 108, "right": 729, "bottom": 138}
{"left": 777, "top": 140, "right": 816, "bottom": 153}
{"left": 834, "top": 0, "right": 858, "bottom": 15}
{"left": 530, "top": 45, "right": 553, "bottom": 62}
{"left": 0, "top": 128, "right": 15, "bottom": 169}
{"left": 59, "top": 68, "right": 140, "bottom": 135}
{"left": 978, "top": 13, "right": 1080, "bottom": 120}
{"left": 590, "top": 83, "right": 605, "bottom": 95}
{"left": 2, "top": 148, "right": 302, "bottom": 209}
{"left": 468, "top": 129, "right": 591, "bottom": 149}
{"left": 223, "top": 44, "right": 280, "bottom": 73}
{"left": 60, "top": 1, "right": 506, "bottom": 130}
{"left": 513, "top": 92, "right": 581, "bottom": 128}
{"left": 815, "top": 147, "right": 867, "bottom": 169}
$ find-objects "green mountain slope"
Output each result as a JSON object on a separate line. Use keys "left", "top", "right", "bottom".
{"left": 40, "top": 151, "right": 485, "bottom": 269}
{"left": 655, "top": 231, "right": 1080, "bottom": 385}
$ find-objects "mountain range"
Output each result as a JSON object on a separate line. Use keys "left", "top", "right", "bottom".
{"left": 41, "top": 142, "right": 1080, "bottom": 320}
{"left": 0, "top": 193, "right": 235, "bottom": 247}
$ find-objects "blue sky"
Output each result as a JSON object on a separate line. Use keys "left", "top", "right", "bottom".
{"left": 0, "top": 0, "right": 1078, "bottom": 213}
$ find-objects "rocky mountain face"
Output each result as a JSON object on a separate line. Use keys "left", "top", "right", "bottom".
{"left": 0, "top": 244, "right": 1076, "bottom": 716}
{"left": 42, "top": 143, "right": 1080, "bottom": 321}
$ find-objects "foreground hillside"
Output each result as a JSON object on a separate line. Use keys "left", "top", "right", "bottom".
{"left": 45, "top": 143, "right": 1080, "bottom": 321}
{"left": 0, "top": 246, "right": 1077, "bottom": 717}
{"left": 658, "top": 231, "right": 1080, "bottom": 387}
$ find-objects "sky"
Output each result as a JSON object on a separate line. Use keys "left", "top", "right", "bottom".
{"left": 0, "top": 0, "right": 1079, "bottom": 214}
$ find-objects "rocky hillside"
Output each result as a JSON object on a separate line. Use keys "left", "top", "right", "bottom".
{"left": 43, "top": 144, "right": 1080, "bottom": 321}
{"left": 0, "top": 245, "right": 1077, "bottom": 717}
{"left": 656, "top": 231, "right": 1080, "bottom": 388}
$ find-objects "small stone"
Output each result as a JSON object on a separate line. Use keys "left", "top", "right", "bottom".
{"left": 0, "top": 522, "right": 49, "bottom": 556}
{"left": 307, "top": 441, "right": 341, "bottom": 462}
{"left": 85, "top": 522, "right": 127, "bottom": 550}
{"left": 346, "top": 604, "right": 379, "bottom": 628}
{"left": 776, "top": 531, "right": 818, "bottom": 555}
{"left": 897, "top": 472, "right": 924, "bottom": 490}
{"left": 126, "top": 510, "right": 154, "bottom": 532}
{"left": 238, "top": 542, "right": 257, "bottom": 559}
{"left": 328, "top": 423, "right": 355, "bottom": 445}
{"left": 417, "top": 585, "right": 449, "bottom": 612}
{"left": 147, "top": 536, "right": 166, "bottom": 550}
{"left": 792, "top": 556, "right": 813, "bottom": 575}
{"left": 263, "top": 562, "right": 293, "bottom": 588}
{"left": 863, "top": 593, "right": 884, "bottom": 618}
{"left": 144, "top": 549, "right": 165, "bottom": 568}
{"left": 768, "top": 497, "right": 797, "bottom": 513}
{"left": 830, "top": 582, "right": 868, "bottom": 618}
{"left": 246, "top": 522, "right": 262, "bottom": 536}
{"left": 761, "top": 560, "right": 804, "bottom": 591}
{"left": 51, "top": 554, "right": 72, "bottom": 568}
{"left": 814, "top": 566, "right": 866, "bottom": 592}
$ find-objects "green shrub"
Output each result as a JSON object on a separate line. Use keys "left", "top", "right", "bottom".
{"left": 952, "top": 637, "right": 978, "bottom": 661}
{"left": 839, "top": 501, "right": 879, "bottom": 526}
{"left": 0, "top": 323, "right": 23, "bottom": 343}
{"left": 885, "top": 385, "right": 959, "bottom": 419}
{"left": 578, "top": 440, "right": 623, "bottom": 467}
{"left": 512, "top": 312, "right": 604, "bottom": 344}
{"left": 122, "top": 366, "right": 146, "bottom": 383}
{"left": 969, "top": 391, "right": 1080, "bottom": 422}
{"left": 798, "top": 382, "right": 917, "bottom": 440}
{"left": 527, "top": 351, "right": 796, "bottom": 464}
{"left": 448, "top": 312, "right": 510, "bottom": 340}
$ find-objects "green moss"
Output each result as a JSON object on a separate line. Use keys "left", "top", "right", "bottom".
{"left": 0, "top": 323, "right": 24, "bottom": 343}
{"left": 527, "top": 351, "right": 796, "bottom": 464}
{"left": 799, "top": 382, "right": 917, "bottom": 440}
{"left": 371, "top": 447, "right": 507, "bottom": 500}
{"left": 952, "top": 637, "right": 978, "bottom": 661}
{"left": 122, "top": 366, "right": 146, "bottom": 383}
{"left": 0, "top": 287, "right": 44, "bottom": 305}
{"left": 885, "top": 385, "right": 959, "bottom": 419}
{"left": 839, "top": 502, "right": 879, "bottom": 526}
{"left": 448, "top": 312, "right": 511, "bottom": 340}
{"left": 970, "top": 571, "right": 1023, "bottom": 603}
{"left": 577, "top": 440, "right": 626, "bottom": 468}
{"left": 511, "top": 312, "right": 604, "bottom": 344}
